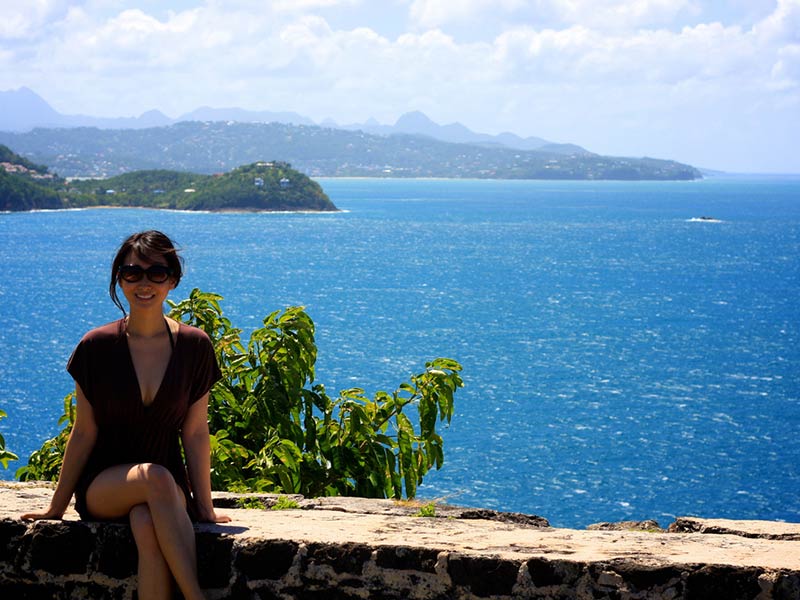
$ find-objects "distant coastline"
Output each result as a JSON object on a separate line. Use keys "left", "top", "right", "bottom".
{"left": 13, "top": 205, "right": 342, "bottom": 215}
{"left": 0, "top": 121, "right": 703, "bottom": 182}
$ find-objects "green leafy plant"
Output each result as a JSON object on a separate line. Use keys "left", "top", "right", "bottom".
{"left": 169, "top": 289, "right": 463, "bottom": 499}
{"left": 18, "top": 289, "right": 464, "bottom": 501}
{"left": 16, "top": 394, "right": 75, "bottom": 481}
{"left": 271, "top": 495, "right": 301, "bottom": 511}
{"left": 235, "top": 497, "right": 266, "bottom": 510}
{"left": 414, "top": 501, "right": 437, "bottom": 518}
{"left": 0, "top": 408, "right": 19, "bottom": 469}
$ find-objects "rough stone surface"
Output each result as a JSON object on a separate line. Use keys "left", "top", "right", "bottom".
{"left": 1, "top": 483, "right": 799, "bottom": 599}
{"left": 669, "top": 517, "right": 800, "bottom": 540}
{"left": 587, "top": 520, "right": 665, "bottom": 532}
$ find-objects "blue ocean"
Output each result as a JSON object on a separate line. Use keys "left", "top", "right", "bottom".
{"left": 1, "top": 176, "right": 798, "bottom": 529}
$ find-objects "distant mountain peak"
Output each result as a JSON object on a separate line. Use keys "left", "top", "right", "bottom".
{"left": 395, "top": 111, "right": 436, "bottom": 128}
{"left": 393, "top": 111, "right": 475, "bottom": 141}
{"left": 0, "top": 88, "right": 590, "bottom": 155}
{"left": 11, "top": 86, "right": 37, "bottom": 97}
{"left": 0, "top": 87, "right": 61, "bottom": 131}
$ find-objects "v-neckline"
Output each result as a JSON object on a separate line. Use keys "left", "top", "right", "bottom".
{"left": 122, "top": 318, "right": 179, "bottom": 409}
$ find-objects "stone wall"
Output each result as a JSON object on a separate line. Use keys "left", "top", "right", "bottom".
{"left": 2, "top": 483, "right": 799, "bottom": 600}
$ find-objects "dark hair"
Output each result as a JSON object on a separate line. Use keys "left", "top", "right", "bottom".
{"left": 109, "top": 230, "right": 183, "bottom": 314}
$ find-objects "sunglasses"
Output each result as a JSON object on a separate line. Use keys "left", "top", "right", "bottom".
{"left": 118, "top": 264, "right": 173, "bottom": 284}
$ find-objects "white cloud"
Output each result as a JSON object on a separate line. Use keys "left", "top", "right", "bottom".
{"left": 408, "top": 0, "right": 525, "bottom": 29}
{"left": 272, "top": 0, "right": 359, "bottom": 10}
{"left": 539, "top": 0, "right": 696, "bottom": 30}
{"left": 753, "top": 0, "right": 800, "bottom": 42}
{"left": 0, "top": 0, "right": 70, "bottom": 39}
{"left": 0, "top": 0, "right": 798, "bottom": 171}
{"left": 405, "top": 0, "right": 700, "bottom": 32}
{"left": 771, "top": 43, "right": 800, "bottom": 87}
{"left": 490, "top": 18, "right": 775, "bottom": 89}
{"left": 5, "top": 1, "right": 793, "bottom": 101}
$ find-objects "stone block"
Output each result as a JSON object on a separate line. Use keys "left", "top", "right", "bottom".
{"left": 290, "top": 587, "right": 370, "bottom": 600}
{"left": 374, "top": 545, "right": 440, "bottom": 573}
{"left": 0, "top": 518, "right": 28, "bottom": 564}
{"left": 685, "top": 565, "right": 762, "bottom": 599}
{"left": 527, "top": 557, "right": 584, "bottom": 587}
{"left": 773, "top": 572, "right": 800, "bottom": 600}
{"left": 234, "top": 538, "right": 298, "bottom": 580}
{"left": 448, "top": 553, "right": 520, "bottom": 597}
{"left": 197, "top": 530, "right": 234, "bottom": 588}
{"left": 303, "top": 541, "right": 372, "bottom": 575}
{"left": 95, "top": 523, "right": 137, "bottom": 579}
{"left": 0, "top": 580, "right": 62, "bottom": 600}
{"left": 609, "top": 561, "right": 681, "bottom": 591}
{"left": 64, "top": 580, "right": 127, "bottom": 600}
{"left": 27, "top": 521, "right": 94, "bottom": 576}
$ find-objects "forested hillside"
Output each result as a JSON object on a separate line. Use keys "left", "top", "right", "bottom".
{"left": 0, "top": 145, "right": 62, "bottom": 211}
{"left": 67, "top": 161, "right": 335, "bottom": 211}
{"left": 0, "top": 121, "right": 702, "bottom": 180}
{"left": 0, "top": 144, "right": 336, "bottom": 212}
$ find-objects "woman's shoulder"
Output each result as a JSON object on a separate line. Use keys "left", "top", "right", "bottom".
{"left": 79, "top": 319, "right": 125, "bottom": 344}
{"left": 176, "top": 321, "right": 214, "bottom": 344}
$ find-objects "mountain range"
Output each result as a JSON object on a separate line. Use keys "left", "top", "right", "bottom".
{"left": 0, "top": 87, "right": 586, "bottom": 156}
{"left": 0, "top": 87, "right": 702, "bottom": 181}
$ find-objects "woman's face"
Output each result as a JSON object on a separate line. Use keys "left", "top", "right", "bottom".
{"left": 118, "top": 250, "right": 176, "bottom": 313}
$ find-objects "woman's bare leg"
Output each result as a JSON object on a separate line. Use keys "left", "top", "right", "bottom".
{"left": 86, "top": 463, "right": 204, "bottom": 600}
{"left": 130, "top": 503, "right": 173, "bottom": 600}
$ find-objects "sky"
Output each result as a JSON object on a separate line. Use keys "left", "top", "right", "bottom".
{"left": 1, "top": 0, "right": 799, "bottom": 173}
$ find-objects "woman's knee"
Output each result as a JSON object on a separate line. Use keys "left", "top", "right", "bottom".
{"left": 136, "top": 463, "right": 180, "bottom": 499}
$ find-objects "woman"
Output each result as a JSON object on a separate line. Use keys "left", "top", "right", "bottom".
{"left": 23, "top": 230, "right": 230, "bottom": 600}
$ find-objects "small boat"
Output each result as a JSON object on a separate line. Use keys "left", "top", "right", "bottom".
{"left": 688, "top": 216, "right": 721, "bottom": 223}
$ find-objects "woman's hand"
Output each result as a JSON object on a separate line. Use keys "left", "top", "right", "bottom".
{"left": 196, "top": 507, "right": 231, "bottom": 524}
{"left": 182, "top": 394, "right": 231, "bottom": 525}
{"left": 21, "top": 385, "right": 98, "bottom": 524}
{"left": 20, "top": 505, "right": 66, "bottom": 521}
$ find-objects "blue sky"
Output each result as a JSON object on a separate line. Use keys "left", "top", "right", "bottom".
{"left": 1, "top": 0, "right": 798, "bottom": 172}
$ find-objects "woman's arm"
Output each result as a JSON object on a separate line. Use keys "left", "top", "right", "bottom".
{"left": 182, "top": 393, "right": 230, "bottom": 523}
{"left": 21, "top": 385, "right": 98, "bottom": 520}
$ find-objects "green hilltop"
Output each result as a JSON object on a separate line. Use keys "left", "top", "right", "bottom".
{"left": 0, "top": 145, "right": 62, "bottom": 211}
{"left": 0, "top": 145, "right": 337, "bottom": 212}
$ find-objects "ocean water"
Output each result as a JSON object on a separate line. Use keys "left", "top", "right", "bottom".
{"left": 1, "top": 176, "right": 798, "bottom": 528}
